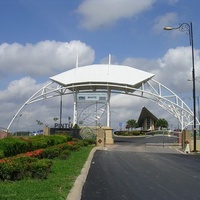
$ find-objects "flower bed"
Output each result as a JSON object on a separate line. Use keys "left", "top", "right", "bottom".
{"left": 0, "top": 156, "right": 53, "bottom": 181}
{"left": 0, "top": 138, "right": 95, "bottom": 181}
{"left": 0, "top": 135, "right": 73, "bottom": 158}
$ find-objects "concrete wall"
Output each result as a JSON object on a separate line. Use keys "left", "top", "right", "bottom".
{"left": 182, "top": 130, "right": 200, "bottom": 151}
{"left": 189, "top": 139, "right": 200, "bottom": 151}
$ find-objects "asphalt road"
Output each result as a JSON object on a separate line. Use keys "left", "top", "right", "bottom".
{"left": 81, "top": 137, "right": 200, "bottom": 200}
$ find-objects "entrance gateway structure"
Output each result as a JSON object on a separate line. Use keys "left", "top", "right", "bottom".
{"left": 7, "top": 58, "right": 200, "bottom": 132}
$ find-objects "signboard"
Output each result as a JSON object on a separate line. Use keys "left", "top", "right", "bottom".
{"left": 77, "top": 93, "right": 107, "bottom": 102}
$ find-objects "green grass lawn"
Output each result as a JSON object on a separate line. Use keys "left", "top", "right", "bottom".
{"left": 0, "top": 145, "right": 94, "bottom": 200}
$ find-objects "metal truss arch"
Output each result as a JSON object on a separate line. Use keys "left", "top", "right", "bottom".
{"left": 7, "top": 79, "right": 199, "bottom": 131}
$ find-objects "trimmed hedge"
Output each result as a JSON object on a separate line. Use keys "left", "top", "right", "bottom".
{"left": 28, "top": 135, "right": 69, "bottom": 150}
{"left": 0, "top": 137, "right": 30, "bottom": 157}
{"left": 58, "top": 150, "right": 71, "bottom": 160}
{"left": 39, "top": 146, "right": 62, "bottom": 159}
{"left": 0, "top": 157, "right": 53, "bottom": 181}
{"left": 114, "top": 130, "right": 145, "bottom": 136}
{"left": 0, "top": 138, "right": 94, "bottom": 181}
{"left": 0, "top": 135, "right": 73, "bottom": 158}
{"left": 30, "top": 159, "right": 53, "bottom": 179}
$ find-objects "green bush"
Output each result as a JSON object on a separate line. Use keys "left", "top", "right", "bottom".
{"left": 0, "top": 137, "right": 30, "bottom": 157}
{"left": 77, "top": 140, "right": 89, "bottom": 147}
{"left": 29, "top": 135, "right": 49, "bottom": 149}
{"left": 0, "top": 157, "right": 53, "bottom": 181}
{"left": 66, "top": 144, "right": 81, "bottom": 151}
{"left": 65, "top": 135, "right": 73, "bottom": 142}
{"left": 83, "top": 138, "right": 96, "bottom": 145}
{"left": 30, "top": 159, "right": 53, "bottom": 179}
{"left": 0, "top": 150, "right": 4, "bottom": 159}
{"left": 8, "top": 157, "right": 35, "bottom": 181}
{"left": 114, "top": 130, "right": 144, "bottom": 136}
{"left": 0, "top": 157, "right": 38, "bottom": 181}
{"left": 0, "top": 160, "right": 13, "bottom": 181}
{"left": 59, "top": 150, "right": 71, "bottom": 160}
{"left": 46, "top": 135, "right": 67, "bottom": 146}
{"left": 39, "top": 146, "right": 61, "bottom": 159}
{"left": 57, "top": 143, "right": 70, "bottom": 150}
{"left": 29, "top": 135, "right": 71, "bottom": 150}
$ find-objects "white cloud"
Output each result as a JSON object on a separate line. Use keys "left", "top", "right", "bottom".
{"left": 0, "top": 77, "right": 46, "bottom": 130}
{"left": 0, "top": 77, "right": 44, "bottom": 102}
{"left": 77, "top": 0, "right": 156, "bottom": 30}
{"left": 122, "top": 57, "right": 159, "bottom": 72}
{"left": 1, "top": 43, "right": 200, "bottom": 132}
{"left": 122, "top": 46, "right": 200, "bottom": 95}
{"left": 167, "top": 0, "right": 179, "bottom": 5}
{"left": 156, "top": 46, "right": 200, "bottom": 94}
{"left": 0, "top": 40, "right": 95, "bottom": 78}
{"left": 153, "top": 12, "right": 178, "bottom": 33}
{"left": 0, "top": 76, "right": 74, "bottom": 132}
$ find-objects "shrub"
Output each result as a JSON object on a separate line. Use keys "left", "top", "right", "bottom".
{"left": 18, "top": 149, "right": 43, "bottom": 158}
{"left": 39, "top": 147, "right": 61, "bottom": 159}
{"left": 30, "top": 159, "right": 53, "bottom": 179}
{"left": 72, "top": 138, "right": 79, "bottom": 142}
{"left": 59, "top": 150, "right": 71, "bottom": 160}
{"left": 29, "top": 135, "right": 48, "bottom": 150}
{"left": 8, "top": 157, "right": 37, "bottom": 181}
{"left": 0, "top": 160, "right": 13, "bottom": 181}
{"left": 57, "top": 143, "right": 71, "bottom": 151}
{"left": 83, "top": 138, "right": 96, "bottom": 145}
{"left": 0, "top": 150, "right": 4, "bottom": 159}
{"left": 46, "top": 135, "right": 67, "bottom": 146}
{"left": 77, "top": 140, "right": 89, "bottom": 147}
{"left": 29, "top": 135, "right": 72, "bottom": 150}
{"left": 65, "top": 135, "right": 73, "bottom": 142}
{"left": 0, "top": 157, "right": 53, "bottom": 181}
{"left": 66, "top": 144, "right": 81, "bottom": 151}
{"left": 0, "top": 157, "right": 32, "bottom": 181}
{"left": 0, "top": 137, "right": 30, "bottom": 157}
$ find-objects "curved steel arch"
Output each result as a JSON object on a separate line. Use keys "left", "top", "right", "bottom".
{"left": 7, "top": 78, "right": 199, "bottom": 131}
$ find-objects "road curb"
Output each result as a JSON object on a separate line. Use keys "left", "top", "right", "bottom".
{"left": 66, "top": 146, "right": 103, "bottom": 200}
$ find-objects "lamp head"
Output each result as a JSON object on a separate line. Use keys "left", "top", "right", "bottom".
{"left": 163, "top": 26, "right": 173, "bottom": 30}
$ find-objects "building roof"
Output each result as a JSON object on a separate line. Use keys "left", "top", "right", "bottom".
{"left": 50, "top": 64, "right": 154, "bottom": 91}
{"left": 137, "top": 107, "right": 158, "bottom": 126}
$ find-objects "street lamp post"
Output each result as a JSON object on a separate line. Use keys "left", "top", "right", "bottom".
{"left": 164, "top": 22, "right": 197, "bottom": 152}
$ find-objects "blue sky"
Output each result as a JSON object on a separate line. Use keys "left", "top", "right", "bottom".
{"left": 0, "top": 0, "right": 200, "bottom": 132}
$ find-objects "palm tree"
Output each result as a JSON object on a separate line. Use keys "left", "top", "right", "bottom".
{"left": 126, "top": 119, "right": 138, "bottom": 131}
{"left": 155, "top": 118, "right": 168, "bottom": 130}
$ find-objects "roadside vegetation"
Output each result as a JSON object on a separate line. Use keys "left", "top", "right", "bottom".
{"left": 0, "top": 135, "right": 95, "bottom": 200}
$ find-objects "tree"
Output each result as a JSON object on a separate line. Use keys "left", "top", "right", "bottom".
{"left": 125, "top": 124, "right": 130, "bottom": 131}
{"left": 126, "top": 119, "right": 138, "bottom": 131}
{"left": 53, "top": 117, "right": 59, "bottom": 122}
{"left": 68, "top": 116, "right": 71, "bottom": 128}
{"left": 36, "top": 120, "right": 43, "bottom": 126}
{"left": 155, "top": 118, "right": 168, "bottom": 129}
{"left": 36, "top": 120, "right": 43, "bottom": 133}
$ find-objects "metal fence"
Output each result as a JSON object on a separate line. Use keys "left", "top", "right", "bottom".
{"left": 145, "top": 131, "right": 181, "bottom": 147}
